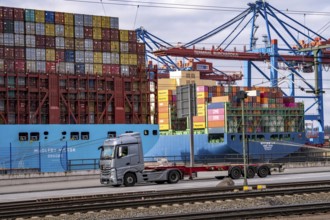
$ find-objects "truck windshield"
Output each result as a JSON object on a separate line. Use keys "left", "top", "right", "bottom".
{"left": 101, "top": 145, "right": 115, "bottom": 160}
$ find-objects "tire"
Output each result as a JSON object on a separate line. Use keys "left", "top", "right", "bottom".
{"left": 246, "top": 166, "right": 256, "bottom": 179}
{"left": 229, "top": 166, "right": 242, "bottom": 179}
{"left": 123, "top": 172, "right": 137, "bottom": 187}
{"left": 167, "top": 170, "right": 180, "bottom": 184}
{"left": 257, "top": 165, "right": 269, "bottom": 178}
{"left": 112, "top": 184, "right": 121, "bottom": 187}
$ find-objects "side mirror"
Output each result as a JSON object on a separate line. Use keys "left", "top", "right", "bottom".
{"left": 98, "top": 146, "right": 103, "bottom": 150}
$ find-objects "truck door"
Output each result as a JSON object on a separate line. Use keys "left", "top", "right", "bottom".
{"left": 116, "top": 145, "right": 131, "bottom": 179}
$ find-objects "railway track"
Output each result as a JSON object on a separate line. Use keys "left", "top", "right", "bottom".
{"left": 1, "top": 180, "right": 330, "bottom": 219}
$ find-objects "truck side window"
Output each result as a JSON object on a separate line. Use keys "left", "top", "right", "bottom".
{"left": 118, "top": 145, "right": 128, "bottom": 158}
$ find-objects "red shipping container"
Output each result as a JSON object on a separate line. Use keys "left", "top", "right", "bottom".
{"left": 55, "top": 12, "right": 65, "bottom": 24}
{"left": 129, "top": 66, "right": 137, "bottom": 76}
{"left": 128, "top": 43, "right": 137, "bottom": 53}
{"left": 137, "top": 43, "right": 145, "bottom": 54}
{"left": 110, "top": 64, "right": 120, "bottom": 75}
{"left": 128, "top": 30, "right": 137, "bottom": 42}
{"left": 84, "top": 27, "right": 93, "bottom": 39}
{"left": 15, "top": 47, "right": 25, "bottom": 59}
{"left": 15, "top": 60, "right": 25, "bottom": 73}
{"left": 14, "top": 8, "right": 24, "bottom": 21}
{"left": 4, "top": 47, "right": 14, "bottom": 59}
{"left": 4, "top": 60, "right": 15, "bottom": 73}
{"left": 3, "top": 7, "right": 14, "bottom": 20}
{"left": 0, "top": 46, "right": 4, "bottom": 59}
{"left": 102, "top": 28, "right": 111, "bottom": 40}
{"left": 0, "top": 7, "right": 3, "bottom": 20}
{"left": 137, "top": 54, "right": 145, "bottom": 65}
{"left": 102, "top": 64, "right": 111, "bottom": 75}
{"left": 102, "top": 41, "right": 111, "bottom": 52}
{"left": 93, "top": 40, "right": 102, "bottom": 51}
{"left": 55, "top": 49, "right": 65, "bottom": 62}
{"left": 0, "top": 21, "right": 3, "bottom": 32}
{"left": 110, "top": 29, "right": 119, "bottom": 41}
{"left": 36, "top": 35, "right": 46, "bottom": 48}
{"left": 45, "top": 36, "right": 55, "bottom": 48}
{"left": 46, "top": 61, "right": 56, "bottom": 73}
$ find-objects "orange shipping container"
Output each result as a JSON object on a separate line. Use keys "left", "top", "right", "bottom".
{"left": 158, "top": 118, "right": 169, "bottom": 124}
{"left": 197, "top": 98, "right": 207, "bottom": 105}
{"left": 158, "top": 101, "right": 169, "bottom": 107}
{"left": 193, "top": 116, "right": 205, "bottom": 123}
{"left": 158, "top": 106, "right": 169, "bottom": 113}
{"left": 208, "top": 120, "right": 225, "bottom": 128}
{"left": 159, "top": 113, "right": 169, "bottom": 119}
{"left": 212, "top": 96, "right": 229, "bottom": 103}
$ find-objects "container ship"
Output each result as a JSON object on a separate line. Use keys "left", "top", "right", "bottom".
{"left": 0, "top": 6, "right": 306, "bottom": 172}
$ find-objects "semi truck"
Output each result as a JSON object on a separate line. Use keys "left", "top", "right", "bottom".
{"left": 98, "top": 132, "right": 284, "bottom": 187}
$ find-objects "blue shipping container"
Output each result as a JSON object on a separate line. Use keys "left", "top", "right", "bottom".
{"left": 75, "top": 63, "right": 85, "bottom": 74}
{"left": 208, "top": 102, "right": 225, "bottom": 109}
{"left": 65, "top": 50, "right": 75, "bottom": 62}
{"left": 45, "top": 11, "right": 55, "bottom": 23}
{"left": 25, "top": 9, "right": 35, "bottom": 22}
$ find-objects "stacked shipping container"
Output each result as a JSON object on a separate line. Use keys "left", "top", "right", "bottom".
{"left": 0, "top": 6, "right": 156, "bottom": 124}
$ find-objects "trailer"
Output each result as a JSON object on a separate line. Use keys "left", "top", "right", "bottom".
{"left": 98, "top": 132, "right": 283, "bottom": 187}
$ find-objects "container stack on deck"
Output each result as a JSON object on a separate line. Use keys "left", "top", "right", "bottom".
{"left": 0, "top": 6, "right": 157, "bottom": 125}
{"left": 158, "top": 72, "right": 304, "bottom": 135}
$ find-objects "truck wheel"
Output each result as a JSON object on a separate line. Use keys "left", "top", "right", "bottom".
{"left": 124, "top": 173, "right": 136, "bottom": 187}
{"left": 229, "top": 166, "right": 242, "bottom": 179}
{"left": 257, "top": 165, "right": 269, "bottom": 178}
{"left": 245, "top": 166, "right": 256, "bottom": 179}
{"left": 167, "top": 170, "right": 180, "bottom": 184}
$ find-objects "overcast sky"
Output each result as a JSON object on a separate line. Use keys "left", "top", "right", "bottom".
{"left": 2, "top": 0, "right": 330, "bottom": 127}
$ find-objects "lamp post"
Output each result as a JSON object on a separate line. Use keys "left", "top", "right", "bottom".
{"left": 238, "top": 91, "right": 248, "bottom": 187}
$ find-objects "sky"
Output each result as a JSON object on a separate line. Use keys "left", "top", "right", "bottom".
{"left": 2, "top": 0, "right": 330, "bottom": 126}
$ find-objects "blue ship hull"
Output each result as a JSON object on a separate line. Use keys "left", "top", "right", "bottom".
{"left": 0, "top": 125, "right": 305, "bottom": 172}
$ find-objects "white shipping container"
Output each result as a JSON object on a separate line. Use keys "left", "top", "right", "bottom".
{"left": 75, "top": 51, "right": 85, "bottom": 63}
{"left": 85, "top": 51, "right": 94, "bottom": 63}
{"left": 0, "top": 59, "right": 4, "bottom": 71}
{"left": 36, "top": 61, "right": 46, "bottom": 73}
{"left": 0, "top": 34, "right": 3, "bottom": 45}
{"left": 75, "top": 26, "right": 84, "bottom": 38}
{"left": 36, "top": 49, "right": 46, "bottom": 61}
{"left": 14, "top": 21, "right": 25, "bottom": 34}
{"left": 55, "top": 37, "right": 65, "bottom": 49}
{"left": 121, "top": 65, "right": 129, "bottom": 76}
{"left": 56, "top": 62, "right": 66, "bottom": 74}
{"left": 65, "top": 62, "right": 75, "bottom": 74}
{"left": 55, "top": 24, "right": 64, "bottom": 36}
{"left": 85, "top": 63, "right": 93, "bottom": 74}
{"left": 25, "top": 22, "right": 35, "bottom": 35}
{"left": 102, "top": 52, "right": 111, "bottom": 64}
{"left": 35, "top": 23, "right": 45, "bottom": 35}
{"left": 26, "top": 48, "right": 36, "bottom": 60}
{"left": 110, "top": 53, "right": 119, "bottom": 64}
{"left": 26, "top": 61, "right": 36, "bottom": 72}
{"left": 25, "top": 35, "right": 36, "bottom": 47}
{"left": 120, "top": 42, "right": 128, "bottom": 52}
{"left": 4, "top": 33, "right": 14, "bottom": 46}
{"left": 85, "top": 39, "right": 93, "bottom": 51}
{"left": 110, "top": 17, "right": 119, "bottom": 29}
{"left": 75, "top": 14, "right": 84, "bottom": 26}
{"left": 15, "top": 34, "right": 25, "bottom": 46}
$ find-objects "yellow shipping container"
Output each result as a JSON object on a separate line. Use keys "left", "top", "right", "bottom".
{"left": 197, "top": 92, "right": 208, "bottom": 99}
{"left": 101, "top": 16, "right": 110, "bottom": 28}
{"left": 158, "top": 90, "right": 172, "bottom": 96}
{"left": 35, "top": 10, "right": 45, "bottom": 23}
{"left": 158, "top": 79, "right": 177, "bottom": 90}
{"left": 212, "top": 96, "right": 229, "bottom": 103}
{"left": 46, "top": 49, "right": 55, "bottom": 61}
{"left": 160, "top": 124, "right": 170, "bottom": 131}
{"left": 93, "top": 64, "right": 102, "bottom": 75}
{"left": 64, "top": 25, "right": 74, "bottom": 38}
{"left": 93, "top": 16, "right": 102, "bottom": 27}
{"left": 111, "top": 41, "right": 120, "bottom": 52}
{"left": 159, "top": 113, "right": 169, "bottom": 119}
{"left": 120, "top": 30, "right": 129, "bottom": 42}
{"left": 93, "top": 52, "right": 103, "bottom": 64}
{"left": 194, "top": 122, "right": 206, "bottom": 129}
{"left": 64, "top": 13, "right": 74, "bottom": 25}
{"left": 93, "top": 27, "right": 102, "bottom": 40}
{"left": 45, "top": 24, "right": 55, "bottom": 36}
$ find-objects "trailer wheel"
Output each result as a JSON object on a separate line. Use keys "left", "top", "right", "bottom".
{"left": 124, "top": 172, "right": 136, "bottom": 187}
{"left": 246, "top": 166, "right": 256, "bottom": 179}
{"left": 229, "top": 166, "right": 242, "bottom": 179}
{"left": 167, "top": 170, "right": 180, "bottom": 184}
{"left": 257, "top": 165, "right": 269, "bottom": 178}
